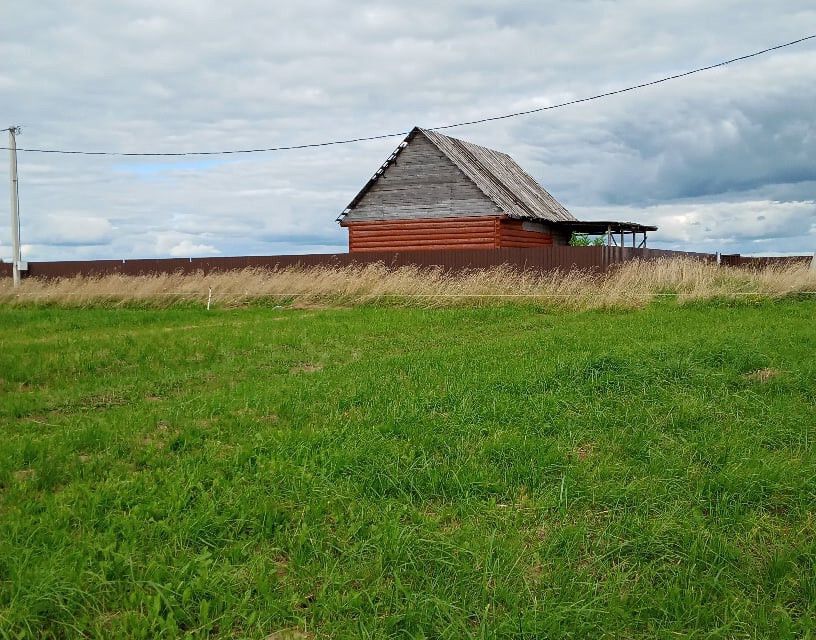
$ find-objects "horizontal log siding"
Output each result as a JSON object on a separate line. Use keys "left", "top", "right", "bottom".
{"left": 347, "top": 216, "right": 499, "bottom": 252}
{"left": 347, "top": 216, "right": 564, "bottom": 252}
{"left": 497, "top": 219, "right": 553, "bottom": 248}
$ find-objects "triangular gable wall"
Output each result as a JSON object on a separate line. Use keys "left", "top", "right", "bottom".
{"left": 341, "top": 130, "right": 501, "bottom": 221}
{"left": 422, "top": 129, "right": 575, "bottom": 222}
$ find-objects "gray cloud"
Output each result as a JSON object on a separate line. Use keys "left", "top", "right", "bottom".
{"left": 1, "top": 0, "right": 815, "bottom": 261}
{"left": 25, "top": 214, "right": 115, "bottom": 246}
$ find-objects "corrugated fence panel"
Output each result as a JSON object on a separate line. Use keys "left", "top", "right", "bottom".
{"left": 2, "top": 249, "right": 810, "bottom": 281}
{"left": 720, "top": 254, "right": 811, "bottom": 268}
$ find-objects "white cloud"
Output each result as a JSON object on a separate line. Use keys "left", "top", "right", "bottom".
{"left": 167, "top": 240, "right": 219, "bottom": 257}
{"left": 0, "top": 1, "right": 814, "bottom": 260}
{"left": 581, "top": 199, "right": 816, "bottom": 253}
{"left": 26, "top": 214, "right": 114, "bottom": 246}
{"left": 154, "top": 233, "right": 220, "bottom": 257}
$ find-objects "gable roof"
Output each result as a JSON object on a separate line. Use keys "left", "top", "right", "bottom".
{"left": 339, "top": 127, "right": 576, "bottom": 223}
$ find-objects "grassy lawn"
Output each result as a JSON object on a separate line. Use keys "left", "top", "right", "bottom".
{"left": 1, "top": 301, "right": 815, "bottom": 638}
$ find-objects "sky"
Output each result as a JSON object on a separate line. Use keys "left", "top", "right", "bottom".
{"left": 1, "top": 0, "right": 815, "bottom": 261}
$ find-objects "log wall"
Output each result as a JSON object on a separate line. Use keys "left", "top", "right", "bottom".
{"left": 345, "top": 216, "right": 563, "bottom": 252}
{"left": 346, "top": 216, "right": 497, "bottom": 252}
{"left": 497, "top": 220, "right": 553, "bottom": 248}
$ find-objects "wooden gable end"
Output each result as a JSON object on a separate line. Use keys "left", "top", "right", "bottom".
{"left": 343, "top": 133, "right": 501, "bottom": 221}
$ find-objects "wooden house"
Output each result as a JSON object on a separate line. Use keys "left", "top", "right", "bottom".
{"left": 338, "top": 127, "right": 656, "bottom": 252}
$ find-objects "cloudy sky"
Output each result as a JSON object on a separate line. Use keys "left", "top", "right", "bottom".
{"left": 1, "top": 1, "right": 815, "bottom": 261}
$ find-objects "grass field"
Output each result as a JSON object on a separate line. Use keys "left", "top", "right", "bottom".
{"left": 1, "top": 299, "right": 815, "bottom": 638}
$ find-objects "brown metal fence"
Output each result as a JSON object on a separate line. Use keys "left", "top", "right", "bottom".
{"left": 719, "top": 254, "right": 812, "bottom": 268}
{"left": 0, "top": 247, "right": 809, "bottom": 280}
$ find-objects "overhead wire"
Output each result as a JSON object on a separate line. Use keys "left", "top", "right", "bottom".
{"left": 1, "top": 33, "right": 814, "bottom": 157}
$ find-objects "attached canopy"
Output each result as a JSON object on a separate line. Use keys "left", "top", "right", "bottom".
{"left": 550, "top": 220, "right": 658, "bottom": 235}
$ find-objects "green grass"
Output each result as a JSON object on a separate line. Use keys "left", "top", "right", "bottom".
{"left": 1, "top": 301, "right": 815, "bottom": 639}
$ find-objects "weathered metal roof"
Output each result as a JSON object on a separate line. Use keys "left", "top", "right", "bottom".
{"left": 340, "top": 127, "right": 576, "bottom": 222}
{"left": 419, "top": 128, "right": 576, "bottom": 222}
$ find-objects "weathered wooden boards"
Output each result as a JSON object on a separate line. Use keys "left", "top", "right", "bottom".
{"left": 339, "top": 127, "right": 578, "bottom": 252}
{"left": 422, "top": 128, "right": 575, "bottom": 222}
{"left": 340, "top": 128, "right": 577, "bottom": 223}
{"left": 345, "top": 135, "right": 501, "bottom": 221}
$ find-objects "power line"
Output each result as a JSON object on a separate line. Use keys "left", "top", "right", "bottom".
{"left": 432, "top": 33, "right": 816, "bottom": 131}
{"left": 3, "top": 33, "right": 815, "bottom": 157}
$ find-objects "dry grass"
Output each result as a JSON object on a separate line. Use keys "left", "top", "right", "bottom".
{"left": 1, "top": 258, "right": 814, "bottom": 310}
{"left": 743, "top": 367, "right": 783, "bottom": 382}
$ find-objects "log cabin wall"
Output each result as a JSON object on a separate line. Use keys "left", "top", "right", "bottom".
{"left": 497, "top": 220, "right": 553, "bottom": 248}
{"left": 346, "top": 216, "right": 497, "bottom": 252}
{"left": 345, "top": 216, "right": 563, "bottom": 252}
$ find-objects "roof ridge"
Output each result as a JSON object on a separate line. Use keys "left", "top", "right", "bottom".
{"left": 340, "top": 126, "right": 576, "bottom": 223}
{"left": 417, "top": 126, "right": 502, "bottom": 157}
{"left": 418, "top": 128, "right": 575, "bottom": 222}
{"left": 422, "top": 130, "right": 535, "bottom": 217}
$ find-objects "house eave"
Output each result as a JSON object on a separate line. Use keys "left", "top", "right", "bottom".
{"left": 551, "top": 220, "right": 658, "bottom": 234}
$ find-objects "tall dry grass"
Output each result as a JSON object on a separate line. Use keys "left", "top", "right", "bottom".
{"left": 0, "top": 258, "right": 814, "bottom": 310}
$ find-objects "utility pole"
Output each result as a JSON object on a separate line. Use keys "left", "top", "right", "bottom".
{"left": 8, "top": 126, "right": 21, "bottom": 287}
